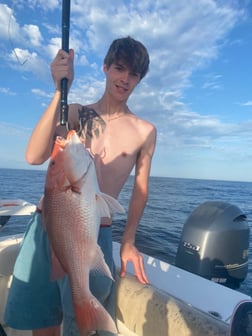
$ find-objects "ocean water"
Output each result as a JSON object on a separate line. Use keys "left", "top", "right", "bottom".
{"left": 0, "top": 168, "right": 251, "bottom": 297}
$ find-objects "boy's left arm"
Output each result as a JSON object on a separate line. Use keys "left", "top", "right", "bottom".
{"left": 120, "top": 125, "right": 157, "bottom": 284}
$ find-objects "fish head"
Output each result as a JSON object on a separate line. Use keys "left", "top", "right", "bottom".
{"left": 63, "top": 130, "right": 93, "bottom": 186}
{"left": 45, "top": 136, "right": 68, "bottom": 191}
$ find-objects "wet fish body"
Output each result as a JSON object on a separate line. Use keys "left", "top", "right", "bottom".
{"left": 43, "top": 130, "right": 124, "bottom": 335}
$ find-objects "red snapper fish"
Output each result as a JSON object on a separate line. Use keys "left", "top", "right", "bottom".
{"left": 42, "top": 130, "right": 124, "bottom": 335}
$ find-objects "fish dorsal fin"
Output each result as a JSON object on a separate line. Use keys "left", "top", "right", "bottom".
{"left": 96, "top": 194, "right": 111, "bottom": 218}
{"left": 100, "top": 193, "right": 125, "bottom": 215}
{"left": 96, "top": 193, "right": 124, "bottom": 218}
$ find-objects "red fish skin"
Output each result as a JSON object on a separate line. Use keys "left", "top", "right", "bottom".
{"left": 44, "top": 190, "right": 117, "bottom": 334}
{"left": 43, "top": 131, "right": 121, "bottom": 334}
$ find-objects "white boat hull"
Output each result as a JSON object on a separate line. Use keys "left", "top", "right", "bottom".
{"left": 0, "top": 234, "right": 249, "bottom": 336}
{"left": 0, "top": 199, "right": 251, "bottom": 335}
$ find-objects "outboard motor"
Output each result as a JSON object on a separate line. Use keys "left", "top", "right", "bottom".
{"left": 175, "top": 201, "right": 250, "bottom": 288}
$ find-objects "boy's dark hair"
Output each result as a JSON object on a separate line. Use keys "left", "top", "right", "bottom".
{"left": 104, "top": 36, "right": 150, "bottom": 80}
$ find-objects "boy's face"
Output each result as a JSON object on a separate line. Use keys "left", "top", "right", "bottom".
{"left": 103, "top": 62, "right": 141, "bottom": 102}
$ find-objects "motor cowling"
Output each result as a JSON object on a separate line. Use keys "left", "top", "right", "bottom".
{"left": 175, "top": 201, "right": 250, "bottom": 288}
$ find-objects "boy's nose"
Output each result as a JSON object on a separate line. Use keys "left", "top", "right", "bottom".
{"left": 120, "top": 71, "right": 130, "bottom": 84}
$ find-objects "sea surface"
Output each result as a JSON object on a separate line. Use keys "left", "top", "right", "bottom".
{"left": 0, "top": 168, "right": 251, "bottom": 297}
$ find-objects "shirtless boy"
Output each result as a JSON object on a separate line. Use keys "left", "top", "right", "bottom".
{"left": 4, "top": 36, "right": 156, "bottom": 336}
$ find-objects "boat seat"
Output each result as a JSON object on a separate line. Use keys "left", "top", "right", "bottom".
{"left": 0, "top": 243, "right": 20, "bottom": 277}
{"left": 0, "top": 275, "right": 12, "bottom": 324}
{"left": 0, "top": 240, "right": 20, "bottom": 326}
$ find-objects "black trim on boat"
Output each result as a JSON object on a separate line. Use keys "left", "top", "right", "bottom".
{"left": 0, "top": 324, "right": 7, "bottom": 336}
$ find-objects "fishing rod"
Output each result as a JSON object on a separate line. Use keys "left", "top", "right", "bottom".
{"left": 60, "top": 0, "right": 71, "bottom": 126}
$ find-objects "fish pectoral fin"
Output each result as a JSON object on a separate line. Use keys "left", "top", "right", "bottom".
{"left": 74, "top": 296, "right": 117, "bottom": 334}
{"left": 93, "top": 245, "right": 114, "bottom": 280}
{"left": 100, "top": 193, "right": 125, "bottom": 214}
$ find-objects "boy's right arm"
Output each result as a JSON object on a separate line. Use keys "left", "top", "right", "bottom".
{"left": 25, "top": 50, "right": 74, "bottom": 165}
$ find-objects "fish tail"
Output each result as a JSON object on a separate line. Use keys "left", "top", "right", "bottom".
{"left": 74, "top": 296, "right": 117, "bottom": 335}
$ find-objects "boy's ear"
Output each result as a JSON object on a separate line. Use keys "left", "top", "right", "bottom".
{"left": 103, "top": 64, "right": 108, "bottom": 73}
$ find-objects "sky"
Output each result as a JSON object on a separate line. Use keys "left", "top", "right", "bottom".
{"left": 0, "top": 0, "right": 252, "bottom": 182}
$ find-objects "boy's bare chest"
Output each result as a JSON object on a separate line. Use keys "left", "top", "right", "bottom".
{"left": 77, "top": 106, "right": 140, "bottom": 163}
{"left": 90, "top": 127, "right": 138, "bottom": 165}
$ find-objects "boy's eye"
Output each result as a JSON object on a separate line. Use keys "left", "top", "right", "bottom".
{"left": 113, "top": 65, "right": 140, "bottom": 79}
{"left": 129, "top": 72, "right": 141, "bottom": 80}
{"left": 114, "top": 64, "right": 124, "bottom": 71}
{"left": 131, "top": 72, "right": 140, "bottom": 78}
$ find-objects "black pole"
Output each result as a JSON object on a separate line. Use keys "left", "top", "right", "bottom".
{"left": 60, "top": 0, "right": 71, "bottom": 126}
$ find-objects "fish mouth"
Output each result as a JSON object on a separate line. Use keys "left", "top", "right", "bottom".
{"left": 51, "top": 136, "right": 66, "bottom": 160}
{"left": 67, "top": 130, "right": 77, "bottom": 141}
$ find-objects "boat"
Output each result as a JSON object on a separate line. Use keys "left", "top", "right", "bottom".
{"left": 0, "top": 199, "right": 251, "bottom": 336}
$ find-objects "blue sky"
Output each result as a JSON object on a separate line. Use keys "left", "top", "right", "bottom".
{"left": 0, "top": 0, "right": 252, "bottom": 181}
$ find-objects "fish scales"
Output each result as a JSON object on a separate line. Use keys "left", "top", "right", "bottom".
{"left": 43, "top": 130, "right": 124, "bottom": 335}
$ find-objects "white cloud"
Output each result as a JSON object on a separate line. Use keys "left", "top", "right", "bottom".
{"left": 0, "top": 4, "right": 18, "bottom": 39}
{"left": 1, "top": 1, "right": 245, "bottom": 88}
{"left": 0, "top": 87, "right": 16, "bottom": 95}
{"left": 69, "top": 78, "right": 106, "bottom": 105}
{"left": 60, "top": 0, "right": 245, "bottom": 101}
{"left": 46, "top": 37, "right": 62, "bottom": 59}
{"left": 31, "top": 88, "right": 53, "bottom": 98}
{"left": 202, "top": 73, "right": 223, "bottom": 90}
{"left": 22, "top": 24, "right": 43, "bottom": 47}
{"left": 8, "top": 48, "right": 49, "bottom": 80}
{"left": 13, "top": 0, "right": 59, "bottom": 11}
{"left": 242, "top": 101, "right": 252, "bottom": 106}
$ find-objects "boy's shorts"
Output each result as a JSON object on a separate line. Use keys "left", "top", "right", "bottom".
{"left": 4, "top": 211, "right": 116, "bottom": 333}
